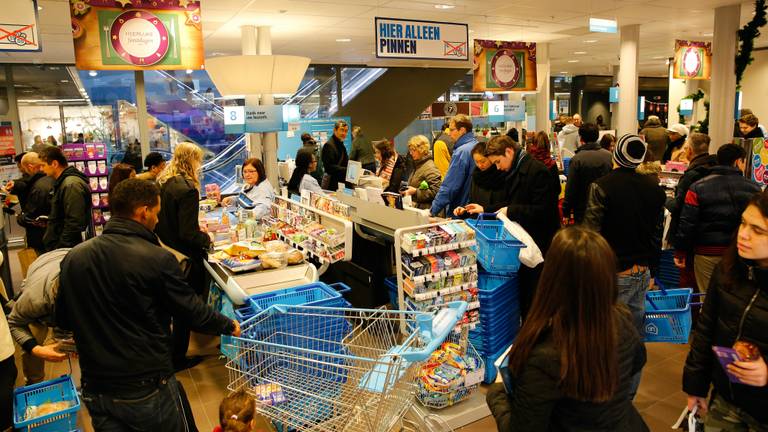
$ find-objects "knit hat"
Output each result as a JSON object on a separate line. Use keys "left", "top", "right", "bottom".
{"left": 613, "top": 134, "right": 647, "bottom": 169}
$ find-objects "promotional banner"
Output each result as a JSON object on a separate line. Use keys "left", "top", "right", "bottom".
{"left": 673, "top": 40, "right": 712, "bottom": 80}
{"left": 69, "top": 0, "right": 204, "bottom": 70}
{"left": 0, "top": 0, "right": 41, "bottom": 52}
{"left": 750, "top": 138, "right": 768, "bottom": 186}
{"left": 0, "top": 122, "right": 15, "bottom": 157}
{"left": 375, "top": 17, "right": 468, "bottom": 61}
{"left": 473, "top": 40, "right": 537, "bottom": 92}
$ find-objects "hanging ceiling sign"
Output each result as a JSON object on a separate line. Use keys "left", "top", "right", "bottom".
{"left": 0, "top": 0, "right": 42, "bottom": 52}
{"left": 673, "top": 40, "right": 712, "bottom": 80}
{"left": 69, "top": 0, "right": 204, "bottom": 71}
{"left": 374, "top": 17, "right": 468, "bottom": 61}
{"left": 589, "top": 18, "right": 617, "bottom": 34}
{"left": 472, "top": 40, "right": 537, "bottom": 92}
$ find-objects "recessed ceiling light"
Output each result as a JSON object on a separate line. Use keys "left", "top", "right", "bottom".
{"left": 88, "top": 71, "right": 98, "bottom": 77}
{"left": 560, "top": 71, "right": 569, "bottom": 74}
{"left": 652, "top": 56, "right": 665, "bottom": 59}
{"left": 60, "top": 79, "right": 69, "bottom": 83}
{"left": 186, "top": 69, "right": 193, "bottom": 74}
{"left": 574, "top": 51, "right": 587, "bottom": 55}
{"left": 37, "top": 6, "right": 42, "bottom": 10}
{"left": 568, "top": 60, "right": 579, "bottom": 63}
{"left": 435, "top": 4, "right": 455, "bottom": 9}
{"left": 335, "top": 38, "right": 351, "bottom": 42}
{"left": 584, "top": 39, "right": 598, "bottom": 43}
{"left": 702, "top": 32, "right": 713, "bottom": 37}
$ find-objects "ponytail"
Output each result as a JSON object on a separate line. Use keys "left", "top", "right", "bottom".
{"left": 219, "top": 390, "right": 255, "bottom": 432}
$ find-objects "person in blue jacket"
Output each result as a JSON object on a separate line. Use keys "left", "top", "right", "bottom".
{"left": 430, "top": 114, "right": 478, "bottom": 217}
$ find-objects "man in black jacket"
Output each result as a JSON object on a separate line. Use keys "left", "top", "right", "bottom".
{"left": 674, "top": 144, "right": 761, "bottom": 292}
{"left": 584, "top": 134, "right": 666, "bottom": 334}
{"left": 667, "top": 132, "right": 716, "bottom": 289}
{"left": 56, "top": 179, "right": 240, "bottom": 432}
{"left": 16, "top": 153, "right": 54, "bottom": 254}
{"left": 562, "top": 123, "right": 612, "bottom": 223}
{"left": 468, "top": 135, "right": 560, "bottom": 318}
{"left": 321, "top": 120, "right": 350, "bottom": 190}
{"left": 39, "top": 146, "right": 90, "bottom": 251}
{"left": 584, "top": 135, "right": 665, "bottom": 398}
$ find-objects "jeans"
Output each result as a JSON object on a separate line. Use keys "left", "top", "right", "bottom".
{"left": 617, "top": 268, "right": 651, "bottom": 399}
{"left": 0, "top": 356, "right": 17, "bottom": 431}
{"left": 82, "top": 375, "right": 196, "bottom": 432}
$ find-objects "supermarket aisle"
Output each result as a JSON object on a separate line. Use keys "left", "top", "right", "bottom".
{"left": 7, "top": 247, "right": 689, "bottom": 431}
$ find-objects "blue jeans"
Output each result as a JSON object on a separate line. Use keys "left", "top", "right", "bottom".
{"left": 617, "top": 268, "right": 651, "bottom": 399}
{"left": 82, "top": 375, "right": 194, "bottom": 432}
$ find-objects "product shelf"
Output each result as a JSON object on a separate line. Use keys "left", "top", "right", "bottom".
{"left": 402, "top": 281, "right": 478, "bottom": 302}
{"left": 401, "top": 239, "right": 477, "bottom": 257}
{"left": 401, "top": 264, "right": 477, "bottom": 284}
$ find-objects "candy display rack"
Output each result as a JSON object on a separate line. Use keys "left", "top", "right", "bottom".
{"left": 268, "top": 195, "right": 353, "bottom": 272}
{"left": 62, "top": 143, "right": 108, "bottom": 236}
{"left": 394, "top": 221, "right": 480, "bottom": 333}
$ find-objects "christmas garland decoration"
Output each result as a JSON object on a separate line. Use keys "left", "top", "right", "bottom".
{"left": 736, "top": 0, "right": 768, "bottom": 86}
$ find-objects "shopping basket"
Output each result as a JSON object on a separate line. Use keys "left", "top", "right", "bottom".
{"left": 416, "top": 329, "right": 485, "bottom": 410}
{"left": 13, "top": 374, "right": 81, "bottom": 432}
{"left": 247, "top": 282, "right": 351, "bottom": 311}
{"left": 226, "top": 301, "right": 468, "bottom": 432}
{"left": 644, "top": 283, "right": 703, "bottom": 344}
{"left": 466, "top": 214, "right": 524, "bottom": 273}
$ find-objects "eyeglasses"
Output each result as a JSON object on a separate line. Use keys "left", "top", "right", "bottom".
{"left": 243, "top": 169, "right": 258, "bottom": 174}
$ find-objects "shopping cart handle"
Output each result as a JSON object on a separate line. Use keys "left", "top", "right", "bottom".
{"left": 400, "top": 301, "right": 468, "bottom": 362}
{"left": 328, "top": 282, "right": 352, "bottom": 295}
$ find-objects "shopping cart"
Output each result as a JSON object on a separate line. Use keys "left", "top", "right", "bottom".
{"left": 644, "top": 282, "right": 704, "bottom": 344}
{"left": 226, "top": 301, "right": 468, "bottom": 432}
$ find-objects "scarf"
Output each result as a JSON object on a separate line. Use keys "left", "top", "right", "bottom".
{"left": 527, "top": 145, "right": 556, "bottom": 169}
{"left": 378, "top": 154, "right": 398, "bottom": 183}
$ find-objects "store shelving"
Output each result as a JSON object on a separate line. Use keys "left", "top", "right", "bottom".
{"left": 270, "top": 195, "right": 352, "bottom": 266}
{"left": 62, "top": 143, "right": 108, "bottom": 236}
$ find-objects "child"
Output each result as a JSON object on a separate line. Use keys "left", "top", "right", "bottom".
{"left": 215, "top": 390, "right": 275, "bottom": 432}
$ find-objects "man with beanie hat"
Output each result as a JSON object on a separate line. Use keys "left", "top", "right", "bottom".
{"left": 584, "top": 134, "right": 666, "bottom": 392}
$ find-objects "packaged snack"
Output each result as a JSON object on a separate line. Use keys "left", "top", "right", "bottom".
{"left": 254, "top": 383, "right": 286, "bottom": 406}
{"left": 97, "top": 160, "right": 107, "bottom": 175}
{"left": 261, "top": 252, "right": 288, "bottom": 269}
{"left": 89, "top": 177, "right": 98, "bottom": 191}
{"left": 734, "top": 340, "right": 760, "bottom": 361}
{"left": 99, "top": 177, "right": 108, "bottom": 191}
{"left": 91, "top": 193, "right": 100, "bottom": 207}
{"left": 264, "top": 240, "right": 289, "bottom": 253}
{"left": 87, "top": 161, "right": 97, "bottom": 175}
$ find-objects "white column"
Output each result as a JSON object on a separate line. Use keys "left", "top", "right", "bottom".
{"left": 617, "top": 24, "right": 640, "bottom": 137}
{"left": 709, "top": 4, "right": 740, "bottom": 152}
{"left": 535, "top": 43, "right": 550, "bottom": 132}
{"left": 241, "top": 25, "right": 262, "bottom": 162}
{"left": 257, "top": 26, "right": 279, "bottom": 188}
{"left": 668, "top": 62, "right": 684, "bottom": 126}
{"left": 134, "top": 71, "right": 151, "bottom": 157}
{"left": 610, "top": 65, "right": 619, "bottom": 130}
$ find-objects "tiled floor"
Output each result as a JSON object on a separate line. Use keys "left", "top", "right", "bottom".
{"left": 7, "top": 247, "right": 690, "bottom": 432}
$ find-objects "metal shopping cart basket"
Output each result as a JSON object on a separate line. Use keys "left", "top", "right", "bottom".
{"left": 226, "top": 301, "right": 468, "bottom": 432}
{"left": 644, "top": 283, "right": 704, "bottom": 344}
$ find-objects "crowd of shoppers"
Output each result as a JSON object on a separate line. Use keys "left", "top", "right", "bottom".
{"left": 4, "top": 106, "right": 768, "bottom": 432}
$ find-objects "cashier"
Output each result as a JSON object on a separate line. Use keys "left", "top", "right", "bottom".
{"left": 222, "top": 158, "right": 275, "bottom": 219}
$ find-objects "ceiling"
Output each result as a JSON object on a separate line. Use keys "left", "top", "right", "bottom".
{"left": 4, "top": 0, "right": 767, "bottom": 78}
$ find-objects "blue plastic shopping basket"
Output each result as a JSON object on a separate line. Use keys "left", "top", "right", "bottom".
{"left": 643, "top": 283, "right": 703, "bottom": 344}
{"left": 13, "top": 375, "right": 81, "bottom": 432}
{"left": 466, "top": 214, "right": 524, "bottom": 273}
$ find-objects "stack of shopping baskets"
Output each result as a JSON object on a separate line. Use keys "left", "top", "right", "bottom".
{"left": 225, "top": 301, "right": 468, "bottom": 431}
{"left": 657, "top": 249, "right": 682, "bottom": 289}
{"left": 466, "top": 214, "right": 524, "bottom": 383}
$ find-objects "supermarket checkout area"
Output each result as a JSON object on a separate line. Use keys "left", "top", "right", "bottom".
{"left": 200, "top": 192, "right": 493, "bottom": 429}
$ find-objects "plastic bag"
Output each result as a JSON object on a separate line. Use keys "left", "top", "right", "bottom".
{"left": 497, "top": 212, "right": 544, "bottom": 268}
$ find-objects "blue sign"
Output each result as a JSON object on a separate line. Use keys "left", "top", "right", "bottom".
{"left": 246, "top": 106, "right": 284, "bottom": 133}
{"left": 680, "top": 98, "right": 694, "bottom": 117}
{"left": 279, "top": 117, "right": 353, "bottom": 160}
{"left": 609, "top": 87, "right": 619, "bottom": 103}
{"left": 488, "top": 101, "right": 505, "bottom": 122}
{"left": 589, "top": 18, "right": 617, "bottom": 34}
{"left": 638, "top": 96, "right": 646, "bottom": 121}
{"left": 735, "top": 91, "right": 743, "bottom": 119}
{"left": 550, "top": 101, "right": 557, "bottom": 121}
{"left": 506, "top": 101, "right": 526, "bottom": 121}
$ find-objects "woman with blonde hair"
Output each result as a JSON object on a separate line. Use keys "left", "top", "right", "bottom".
{"left": 155, "top": 142, "right": 210, "bottom": 372}
{"left": 402, "top": 135, "right": 442, "bottom": 210}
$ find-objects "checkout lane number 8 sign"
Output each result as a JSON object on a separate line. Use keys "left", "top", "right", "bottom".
{"left": 224, "top": 106, "right": 245, "bottom": 126}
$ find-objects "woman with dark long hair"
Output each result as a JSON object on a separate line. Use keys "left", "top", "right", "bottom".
{"left": 684, "top": 191, "right": 768, "bottom": 430}
{"left": 453, "top": 142, "right": 507, "bottom": 217}
{"left": 487, "top": 226, "right": 648, "bottom": 431}
{"left": 287, "top": 148, "right": 323, "bottom": 196}
{"left": 107, "top": 163, "right": 135, "bottom": 197}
